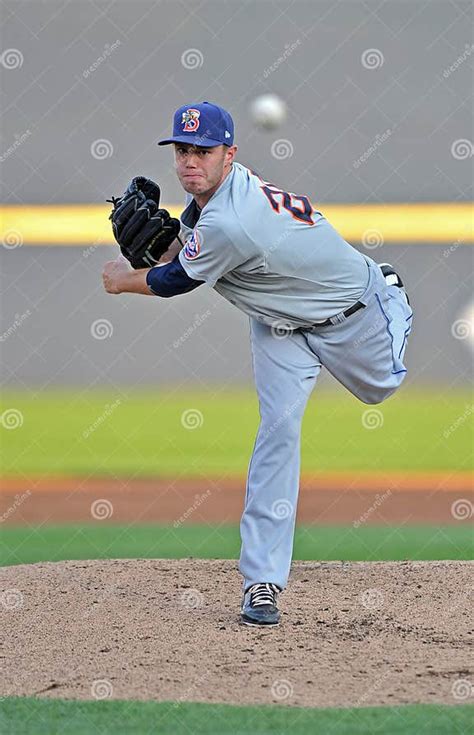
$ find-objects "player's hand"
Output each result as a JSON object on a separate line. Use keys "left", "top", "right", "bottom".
{"left": 102, "top": 255, "right": 131, "bottom": 294}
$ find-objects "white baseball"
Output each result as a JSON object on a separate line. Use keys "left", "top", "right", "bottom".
{"left": 249, "top": 94, "right": 287, "bottom": 130}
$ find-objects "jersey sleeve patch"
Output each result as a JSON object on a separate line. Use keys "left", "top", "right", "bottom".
{"left": 183, "top": 229, "right": 201, "bottom": 260}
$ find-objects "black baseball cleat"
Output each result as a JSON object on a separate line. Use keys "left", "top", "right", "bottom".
{"left": 379, "top": 262, "right": 410, "bottom": 305}
{"left": 240, "top": 583, "right": 281, "bottom": 627}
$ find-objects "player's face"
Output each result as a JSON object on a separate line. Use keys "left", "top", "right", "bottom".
{"left": 174, "top": 143, "right": 236, "bottom": 197}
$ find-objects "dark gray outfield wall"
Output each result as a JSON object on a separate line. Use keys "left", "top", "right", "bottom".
{"left": 1, "top": 244, "right": 472, "bottom": 387}
{"left": 1, "top": 0, "right": 472, "bottom": 205}
{"left": 2, "top": 0, "right": 472, "bottom": 387}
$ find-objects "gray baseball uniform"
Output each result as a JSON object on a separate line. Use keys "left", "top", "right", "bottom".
{"left": 179, "top": 163, "right": 369, "bottom": 326}
{"left": 178, "top": 162, "right": 413, "bottom": 592}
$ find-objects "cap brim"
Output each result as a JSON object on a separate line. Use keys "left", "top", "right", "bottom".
{"left": 157, "top": 135, "right": 226, "bottom": 147}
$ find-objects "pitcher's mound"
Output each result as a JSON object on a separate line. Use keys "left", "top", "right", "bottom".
{"left": 1, "top": 559, "right": 472, "bottom": 708}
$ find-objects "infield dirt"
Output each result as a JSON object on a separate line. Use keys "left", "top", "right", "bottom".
{"left": 2, "top": 473, "right": 470, "bottom": 526}
{"left": 1, "top": 559, "right": 472, "bottom": 709}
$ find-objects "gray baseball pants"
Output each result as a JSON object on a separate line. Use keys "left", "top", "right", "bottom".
{"left": 239, "top": 256, "right": 413, "bottom": 592}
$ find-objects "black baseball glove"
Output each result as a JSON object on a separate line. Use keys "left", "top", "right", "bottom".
{"left": 107, "top": 176, "right": 181, "bottom": 269}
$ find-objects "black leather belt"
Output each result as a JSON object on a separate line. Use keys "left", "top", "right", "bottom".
{"left": 304, "top": 300, "right": 366, "bottom": 329}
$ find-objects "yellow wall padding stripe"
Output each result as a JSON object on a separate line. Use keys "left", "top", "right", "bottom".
{"left": 0, "top": 202, "right": 472, "bottom": 246}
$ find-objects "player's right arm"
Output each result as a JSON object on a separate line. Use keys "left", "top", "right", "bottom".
{"left": 102, "top": 252, "right": 203, "bottom": 297}
{"left": 146, "top": 255, "right": 204, "bottom": 296}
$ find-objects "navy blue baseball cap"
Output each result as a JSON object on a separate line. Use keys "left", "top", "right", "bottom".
{"left": 158, "top": 101, "right": 234, "bottom": 147}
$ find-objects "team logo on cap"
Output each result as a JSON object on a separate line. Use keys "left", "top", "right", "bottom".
{"left": 183, "top": 229, "right": 201, "bottom": 259}
{"left": 182, "top": 108, "right": 201, "bottom": 132}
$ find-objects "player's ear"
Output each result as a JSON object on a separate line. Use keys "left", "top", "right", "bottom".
{"left": 225, "top": 144, "right": 237, "bottom": 163}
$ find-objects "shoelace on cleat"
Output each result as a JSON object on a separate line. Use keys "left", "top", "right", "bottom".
{"left": 248, "top": 583, "right": 279, "bottom": 607}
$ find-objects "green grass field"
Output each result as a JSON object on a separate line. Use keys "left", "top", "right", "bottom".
{"left": 1, "top": 523, "right": 472, "bottom": 568}
{"left": 0, "top": 697, "right": 471, "bottom": 735}
{"left": 1, "top": 388, "right": 472, "bottom": 476}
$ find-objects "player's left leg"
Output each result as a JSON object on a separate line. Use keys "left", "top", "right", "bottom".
{"left": 305, "top": 257, "right": 413, "bottom": 405}
{"left": 239, "top": 318, "right": 321, "bottom": 597}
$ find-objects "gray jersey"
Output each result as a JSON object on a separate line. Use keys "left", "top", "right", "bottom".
{"left": 178, "top": 162, "right": 369, "bottom": 328}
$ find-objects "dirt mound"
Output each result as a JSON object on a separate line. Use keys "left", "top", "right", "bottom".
{"left": 1, "top": 559, "right": 472, "bottom": 709}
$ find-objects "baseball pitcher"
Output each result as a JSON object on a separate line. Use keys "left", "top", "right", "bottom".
{"left": 102, "top": 101, "right": 413, "bottom": 627}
